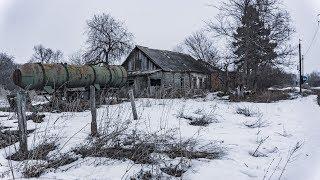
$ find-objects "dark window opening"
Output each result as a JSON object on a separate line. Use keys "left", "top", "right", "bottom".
{"left": 180, "top": 77, "right": 184, "bottom": 88}
{"left": 135, "top": 59, "right": 141, "bottom": 70}
{"left": 192, "top": 77, "right": 197, "bottom": 89}
{"left": 150, "top": 79, "right": 161, "bottom": 86}
{"left": 128, "top": 80, "right": 134, "bottom": 86}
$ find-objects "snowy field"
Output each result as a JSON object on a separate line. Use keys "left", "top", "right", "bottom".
{"left": 0, "top": 94, "right": 319, "bottom": 179}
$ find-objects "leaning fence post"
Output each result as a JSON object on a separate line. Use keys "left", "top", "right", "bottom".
{"left": 128, "top": 89, "right": 138, "bottom": 120}
{"left": 16, "top": 91, "right": 28, "bottom": 157}
{"left": 90, "top": 86, "right": 98, "bottom": 137}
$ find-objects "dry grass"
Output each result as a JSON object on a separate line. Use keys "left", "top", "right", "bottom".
{"left": 7, "top": 142, "right": 56, "bottom": 161}
{"left": 75, "top": 132, "right": 226, "bottom": 162}
{"left": 75, "top": 143, "right": 156, "bottom": 164}
{"left": 244, "top": 117, "right": 270, "bottom": 129}
{"left": 6, "top": 138, "right": 78, "bottom": 178}
{"left": 73, "top": 130, "right": 226, "bottom": 178}
{"left": 0, "top": 129, "right": 35, "bottom": 149}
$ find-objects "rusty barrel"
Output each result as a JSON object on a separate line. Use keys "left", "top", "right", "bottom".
{"left": 12, "top": 63, "right": 127, "bottom": 91}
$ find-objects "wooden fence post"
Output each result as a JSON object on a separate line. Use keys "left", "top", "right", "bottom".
{"left": 90, "top": 86, "right": 98, "bottom": 137}
{"left": 128, "top": 89, "right": 138, "bottom": 120}
{"left": 16, "top": 91, "right": 28, "bottom": 157}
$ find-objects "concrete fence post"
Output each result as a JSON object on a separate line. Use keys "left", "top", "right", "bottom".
{"left": 16, "top": 91, "right": 28, "bottom": 157}
{"left": 90, "top": 86, "right": 98, "bottom": 137}
{"left": 128, "top": 89, "right": 138, "bottom": 120}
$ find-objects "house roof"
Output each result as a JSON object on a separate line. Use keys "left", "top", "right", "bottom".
{"left": 131, "top": 45, "right": 214, "bottom": 74}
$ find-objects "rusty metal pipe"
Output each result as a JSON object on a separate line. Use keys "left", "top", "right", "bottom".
{"left": 12, "top": 63, "right": 127, "bottom": 92}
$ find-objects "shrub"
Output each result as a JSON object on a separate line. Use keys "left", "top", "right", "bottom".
{"left": 230, "top": 90, "right": 291, "bottom": 103}
{"left": 178, "top": 107, "right": 219, "bottom": 126}
{"left": 22, "top": 160, "right": 48, "bottom": 178}
{"left": 236, "top": 106, "right": 254, "bottom": 117}
{"left": 236, "top": 106, "right": 262, "bottom": 117}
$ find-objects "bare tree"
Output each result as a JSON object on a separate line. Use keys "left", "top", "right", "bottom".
{"left": 307, "top": 71, "right": 320, "bottom": 87}
{"left": 30, "top": 44, "right": 64, "bottom": 63}
{"left": 207, "top": 0, "right": 295, "bottom": 66}
{"left": 84, "top": 13, "right": 134, "bottom": 64}
{"left": 68, "top": 50, "right": 88, "bottom": 65}
{"left": 0, "top": 53, "right": 17, "bottom": 90}
{"left": 183, "top": 31, "right": 220, "bottom": 67}
{"left": 52, "top": 50, "right": 63, "bottom": 63}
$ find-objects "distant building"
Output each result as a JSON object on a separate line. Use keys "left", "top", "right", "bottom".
{"left": 122, "top": 45, "right": 222, "bottom": 97}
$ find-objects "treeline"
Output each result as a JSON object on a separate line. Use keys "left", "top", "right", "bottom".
{"left": 307, "top": 71, "right": 320, "bottom": 87}
{"left": 177, "top": 0, "right": 296, "bottom": 92}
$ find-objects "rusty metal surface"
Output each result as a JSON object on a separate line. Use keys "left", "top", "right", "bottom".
{"left": 90, "top": 65, "right": 111, "bottom": 86}
{"left": 12, "top": 63, "right": 44, "bottom": 90}
{"left": 12, "top": 63, "right": 127, "bottom": 92}
{"left": 108, "top": 65, "right": 127, "bottom": 87}
{"left": 67, "top": 65, "right": 95, "bottom": 88}
{"left": 42, "top": 64, "right": 68, "bottom": 89}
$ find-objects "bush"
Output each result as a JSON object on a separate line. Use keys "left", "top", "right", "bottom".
{"left": 177, "top": 107, "right": 219, "bottom": 126}
{"left": 0, "top": 53, "right": 18, "bottom": 91}
{"left": 230, "top": 90, "right": 291, "bottom": 103}
{"left": 236, "top": 106, "right": 257, "bottom": 117}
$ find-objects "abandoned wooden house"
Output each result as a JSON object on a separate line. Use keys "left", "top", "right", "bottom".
{"left": 122, "top": 45, "right": 223, "bottom": 97}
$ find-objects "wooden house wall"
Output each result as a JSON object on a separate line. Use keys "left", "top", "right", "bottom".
{"left": 128, "top": 71, "right": 211, "bottom": 97}
{"left": 123, "top": 49, "right": 159, "bottom": 72}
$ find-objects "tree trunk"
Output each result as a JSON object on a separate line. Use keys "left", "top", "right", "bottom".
{"left": 104, "top": 50, "right": 109, "bottom": 65}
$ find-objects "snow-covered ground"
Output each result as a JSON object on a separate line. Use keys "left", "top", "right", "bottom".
{"left": 0, "top": 94, "right": 319, "bottom": 179}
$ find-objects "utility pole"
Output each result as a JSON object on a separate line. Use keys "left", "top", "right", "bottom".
{"left": 299, "top": 39, "right": 302, "bottom": 94}
{"left": 302, "top": 55, "right": 304, "bottom": 76}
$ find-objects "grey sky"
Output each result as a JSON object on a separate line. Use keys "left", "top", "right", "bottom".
{"left": 0, "top": 0, "right": 319, "bottom": 73}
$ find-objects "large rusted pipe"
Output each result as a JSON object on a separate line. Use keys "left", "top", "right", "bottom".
{"left": 12, "top": 63, "right": 127, "bottom": 91}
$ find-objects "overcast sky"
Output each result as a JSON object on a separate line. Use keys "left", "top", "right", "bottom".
{"left": 0, "top": 0, "right": 319, "bottom": 73}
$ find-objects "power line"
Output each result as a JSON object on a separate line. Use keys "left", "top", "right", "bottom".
{"left": 304, "top": 16, "right": 320, "bottom": 57}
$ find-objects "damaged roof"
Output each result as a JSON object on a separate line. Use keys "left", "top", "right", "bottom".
{"left": 133, "top": 45, "right": 214, "bottom": 74}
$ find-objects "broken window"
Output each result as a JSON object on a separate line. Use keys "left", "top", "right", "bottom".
{"left": 150, "top": 79, "right": 161, "bottom": 86}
